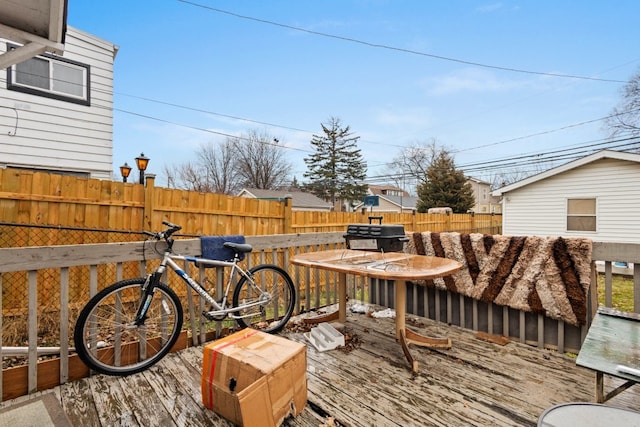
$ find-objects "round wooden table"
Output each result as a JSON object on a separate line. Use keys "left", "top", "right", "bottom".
{"left": 290, "top": 249, "right": 462, "bottom": 373}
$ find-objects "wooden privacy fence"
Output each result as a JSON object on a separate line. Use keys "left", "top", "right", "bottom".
{"left": 0, "top": 168, "right": 499, "bottom": 318}
{"left": 290, "top": 210, "right": 501, "bottom": 234}
{"left": 0, "top": 168, "right": 502, "bottom": 249}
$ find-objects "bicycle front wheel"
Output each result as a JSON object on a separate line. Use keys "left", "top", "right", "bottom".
{"left": 232, "top": 264, "right": 295, "bottom": 333}
{"left": 74, "top": 278, "right": 183, "bottom": 376}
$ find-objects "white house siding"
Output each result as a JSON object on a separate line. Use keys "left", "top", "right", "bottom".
{"left": 501, "top": 158, "right": 640, "bottom": 243}
{"left": 364, "top": 198, "right": 399, "bottom": 213}
{"left": 0, "top": 27, "right": 117, "bottom": 179}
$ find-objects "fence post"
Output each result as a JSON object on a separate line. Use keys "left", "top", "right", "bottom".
{"left": 283, "top": 195, "right": 293, "bottom": 234}
{"left": 144, "top": 174, "right": 155, "bottom": 230}
{"left": 492, "top": 212, "right": 501, "bottom": 234}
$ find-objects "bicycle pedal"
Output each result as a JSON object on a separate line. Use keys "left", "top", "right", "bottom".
{"left": 202, "top": 310, "right": 226, "bottom": 321}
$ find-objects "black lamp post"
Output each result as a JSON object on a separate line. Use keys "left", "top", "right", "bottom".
{"left": 119, "top": 162, "right": 132, "bottom": 182}
{"left": 135, "top": 153, "right": 150, "bottom": 185}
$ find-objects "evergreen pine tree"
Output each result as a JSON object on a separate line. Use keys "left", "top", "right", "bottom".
{"left": 303, "top": 117, "right": 368, "bottom": 210}
{"left": 416, "top": 151, "right": 475, "bottom": 213}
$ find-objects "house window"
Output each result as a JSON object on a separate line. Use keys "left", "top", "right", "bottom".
{"left": 6, "top": 45, "right": 90, "bottom": 105}
{"left": 567, "top": 198, "right": 596, "bottom": 232}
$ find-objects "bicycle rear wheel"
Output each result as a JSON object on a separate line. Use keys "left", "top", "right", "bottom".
{"left": 232, "top": 264, "right": 295, "bottom": 333}
{"left": 74, "top": 278, "right": 183, "bottom": 376}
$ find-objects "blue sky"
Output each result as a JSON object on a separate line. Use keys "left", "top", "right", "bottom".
{"left": 67, "top": 1, "right": 640, "bottom": 188}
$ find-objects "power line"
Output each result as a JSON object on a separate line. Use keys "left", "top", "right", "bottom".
{"left": 177, "top": 0, "right": 625, "bottom": 84}
{"left": 458, "top": 134, "right": 640, "bottom": 169}
{"left": 2, "top": 71, "right": 635, "bottom": 179}
{"left": 461, "top": 140, "right": 640, "bottom": 173}
{"left": 459, "top": 142, "right": 640, "bottom": 174}
{"left": 365, "top": 137, "right": 640, "bottom": 183}
{"left": 111, "top": 84, "right": 629, "bottom": 160}
{"left": 1, "top": 61, "right": 631, "bottom": 158}
{"left": 453, "top": 110, "right": 640, "bottom": 154}
{"left": 116, "top": 93, "right": 311, "bottom": 134}
{"left": 112, "top": 91, "right": 417, "bottom": 151}
{"left": 1, "top": 71, "right": 632, "bottom": 172}
{"left": 114, "top": 108, "right": 312, "bottom": 153}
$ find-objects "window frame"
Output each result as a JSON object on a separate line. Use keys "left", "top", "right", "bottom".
{"left": 6, "top": 44, "right": 91, "bottom": 106}
{"left": 566, "top": 197, "right": 597, "bottom": 233}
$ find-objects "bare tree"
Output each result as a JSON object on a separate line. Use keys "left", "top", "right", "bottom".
{"left": 606, "top": 67, "right": 640, "bottom": 137}
{"left": 198, "top": 140, "right": 239, "bottom": 194}
{"left": 162, "top": 163, "right": 178, "bottom": 188}
{"left": 164, "top": 139, "right": 239, "bottom": 194}
{"left": 485, "top": 168, "right": 534, "bottom": 190}
{"left": 385, "top": 139, "right": 447, "bottom": 194}
{"left": 231, "top": 129, "right": 292, "bottom": 189}
{"left": 163, "top": 129, "right": 291, "bottom": 193}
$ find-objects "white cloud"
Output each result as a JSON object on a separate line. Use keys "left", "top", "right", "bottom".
{"left": 373, "top": 105, "right": 434, "bottom": 128}
{"left": 476, "top": 3, "right": 504, "bottom": 13}
{"left": 423, "top": 68, "right": 528, "bottom": 95}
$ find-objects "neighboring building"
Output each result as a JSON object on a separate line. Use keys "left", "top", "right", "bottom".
{"left": 466, "top": 177, "right": 501, "bottom": 213}
{"left": 355, "top": 181, "right": 501, "bottom": 214}
{"left": 237, "top": 188, "right": 333, "bottom": 212}
{"left": 354, "top": 184, "right": 418, "bottom": 213}
{"left": 0, "top": 26, "right": 118, "bottom": 179}
{"left": 493, "top": 150, "right": 640, "bottom": 243}
{"left": 367, "top": 184, "right": 408, "bottom": 198}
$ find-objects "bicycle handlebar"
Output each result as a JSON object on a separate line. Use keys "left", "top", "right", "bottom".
{"left": 144, "top": 221, "right": 182, "bottom": 241}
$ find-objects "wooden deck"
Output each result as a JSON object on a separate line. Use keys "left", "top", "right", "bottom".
{"left": 3, "top": 306, "right": 640, "bottom": 427}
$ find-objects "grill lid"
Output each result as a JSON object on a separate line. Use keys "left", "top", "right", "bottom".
{"left": 345, "top": 224, "right": 406, "bottom": 238}
{"left": 344, "top": 224, "right": 408, "bottom": 252}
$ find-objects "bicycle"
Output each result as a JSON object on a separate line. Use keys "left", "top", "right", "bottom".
{"left": 73, "top": 221, "right": 296, "bottom": 376}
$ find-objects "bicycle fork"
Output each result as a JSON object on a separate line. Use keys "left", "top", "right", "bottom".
{"left": 134, "top": 271, "right": 163, "bottom": 326}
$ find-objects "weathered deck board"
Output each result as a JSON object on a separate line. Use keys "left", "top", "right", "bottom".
{"left": 143, "top": 350, "right": 232, "bottom": 426}
{"left": 59, "top": 377, "right": 101, "bottom": 425}
{"left": 295, "top": 314, "right": 535, "bottom": 426}
{"left": 89, "top": 372, "right": 140, "bottom": 426}
{"left": 3, "top": 307, "right": 640, "bottom": 426}
{"left": 118, "top": 368, "right": 187, "bottom": 426}
{"left": 297, "top": 309, "right": 639, "bottom": 426}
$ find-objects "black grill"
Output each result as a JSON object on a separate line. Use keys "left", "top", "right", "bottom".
{"left": 344, "top": 224, "right": 408, "bottom": 252}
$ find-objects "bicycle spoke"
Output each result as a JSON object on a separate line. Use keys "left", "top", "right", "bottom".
{"left": 232, "top": 265, "right": 295, "bottom": 333}
{"left": 74, "top": 278, "right": 183, "bottom": 376}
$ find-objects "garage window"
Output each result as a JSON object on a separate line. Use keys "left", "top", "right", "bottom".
{"left": 567, "top": 198, "right": 596, "bottom": 232}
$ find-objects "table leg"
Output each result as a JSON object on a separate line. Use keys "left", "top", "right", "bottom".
{"left": 304, "top": 272, "right": 347, "bottom": 324}
{"left": 395, "top": 279, "right": 407, "bottom": 339}
{"left": 337, "top": 271, "right": 346, "bottom": 322}
{"left": 594, "top": 371, "right": 635, "bottom": 403}
{"left": 395, "top": 279, "right": 452, "bottom": 373}
{"left": 596, "top": 371, "right": 604, "bottom": 403}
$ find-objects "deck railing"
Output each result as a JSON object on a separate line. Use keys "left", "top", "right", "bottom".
{"left": 0, "top": 232, "right": 637, "bottom": 401}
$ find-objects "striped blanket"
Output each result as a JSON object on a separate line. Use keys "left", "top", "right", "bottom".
{"left": 406, "top": 232, "right": 593, "bottom": 326}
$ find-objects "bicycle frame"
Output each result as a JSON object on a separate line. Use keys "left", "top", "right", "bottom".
{"left": 151, "top": 250, "right": 269, "bottom": 320}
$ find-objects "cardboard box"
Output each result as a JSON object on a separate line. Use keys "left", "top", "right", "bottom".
{"left": 201, "top": 329, "right": 307, "bottom": 426}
